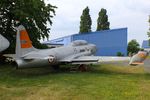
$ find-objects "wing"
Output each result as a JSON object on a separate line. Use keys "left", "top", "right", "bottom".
{"left": 98, "top": 56, "right": 130, "bottom": 63}
{"left": 60, "top": 56, "right": 131, "bottom": 64}
{"left": 20, "top": 52, "right": 131, "bottom": 65}
{"left": 60, "top": 56, "right": 99, "bottom": 64}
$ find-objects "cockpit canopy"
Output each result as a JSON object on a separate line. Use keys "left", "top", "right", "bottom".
{"left": 70, "top": 40, "right": 88, "bottom": 46}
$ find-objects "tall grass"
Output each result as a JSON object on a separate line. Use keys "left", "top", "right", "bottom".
{"left": 0, "top": 64, "right": 150, "bottom": 100}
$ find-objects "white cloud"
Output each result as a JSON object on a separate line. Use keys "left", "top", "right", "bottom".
{"left": 46, "top": 0, "right": 150, "bottom": 45}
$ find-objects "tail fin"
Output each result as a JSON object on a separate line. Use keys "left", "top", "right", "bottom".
{"left": 16, "top": 25, "right": 36, "bottom": 58}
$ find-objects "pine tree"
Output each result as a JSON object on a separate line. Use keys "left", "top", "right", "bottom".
{"left": 79, "top": 6, "right": 92, "bottom": 33}
{"left": 96, "top": 8, "right": 110, "bottom": 31}
{"left": 0, "top": 0, "right": 57, "bottom": 53}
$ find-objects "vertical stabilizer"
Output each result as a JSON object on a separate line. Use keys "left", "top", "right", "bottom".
{"left": 16, "top": 25, "right": 36, "bottom": 58}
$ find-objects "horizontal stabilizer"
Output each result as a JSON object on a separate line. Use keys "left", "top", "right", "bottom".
{"left": 3, "top": 54, "right": 15, "bottom": 58}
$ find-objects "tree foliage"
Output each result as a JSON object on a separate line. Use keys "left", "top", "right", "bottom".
{"left": 147, "top": 15, "right": 150, "bottom": 46}
{"left": 127, "top": 39, "right": 140, "bottom": 55}
{"left": 96, "top": 8, "right": 110, "bottom": 31}
{"left": 0, "top": 0, "right": 57, "bottom": 53}
{"left": 79, "top": 6, "right": 92, "bottom": 33}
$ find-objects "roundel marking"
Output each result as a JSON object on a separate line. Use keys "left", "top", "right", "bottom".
{"left": 48, "top": 55, "right": 55, "bottom": 63}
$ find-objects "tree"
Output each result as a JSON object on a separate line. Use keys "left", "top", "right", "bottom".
{"left": 0, "top": 0, "right": 57, "bottom": 53}
{"left": 127, "top": 39, "right": 140, "bottom": 55}
{"left": 79, "top": 6, "right": 92, "bottom": 33}
{"left": 147, "top": 15, "right": 150, "bottom": 45}
{"left": 96, "top": 8, "right": 110, "bottom": 31}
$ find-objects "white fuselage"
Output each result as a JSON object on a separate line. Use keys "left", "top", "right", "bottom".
{"left": 16, "top": 43, "right": 96, "bottom": 68}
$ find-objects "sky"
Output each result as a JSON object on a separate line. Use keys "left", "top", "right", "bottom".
{"left": 45, "top": 0, "right": 150, "bottom": 45}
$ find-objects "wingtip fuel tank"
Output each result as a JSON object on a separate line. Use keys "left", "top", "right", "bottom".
{"left": 129, "top": 51, "right": 149, "bottom": 66}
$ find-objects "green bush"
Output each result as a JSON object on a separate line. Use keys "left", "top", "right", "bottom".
{"left": 117, "top": 52, "right": 124, "bottom": 56}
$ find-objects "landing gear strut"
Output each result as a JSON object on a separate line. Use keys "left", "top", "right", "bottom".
{"left": 78, "top": 64, "right": 88, "bottom": 72}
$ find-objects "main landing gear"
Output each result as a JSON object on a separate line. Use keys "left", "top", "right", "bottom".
{"left": 78, "top": 64, "right": 88, "bottom": 72}
{"left": 70, "top": 64, "right": 89, "bottom": 72}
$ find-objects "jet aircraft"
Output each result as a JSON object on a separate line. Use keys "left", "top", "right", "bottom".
{"left": 0, "top": 34, "right": 10, "bottom": 52}
{"left": 13, "top": 24, "right": 148, "bottom": 69}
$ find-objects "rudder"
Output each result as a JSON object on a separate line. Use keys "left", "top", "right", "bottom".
{"left": 16, "top": 25, "right": 36, "bottom": 58}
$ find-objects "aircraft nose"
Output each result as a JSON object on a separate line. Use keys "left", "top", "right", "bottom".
{"left": 5, "top": 39, "right": 10, "bottom": 49}
{"left": 0, "top": 35, "right": 10, "bottom": 51}
{"left": 3, "top": 38, "right": 10, "bottom": 49}
{"left": 90, "top": 44, "right": 96, "bottom": 49}
{"left": 90, "top": 44, "right": 97, "bottom": 53}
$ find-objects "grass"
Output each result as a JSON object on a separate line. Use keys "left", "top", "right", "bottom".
{"left": 0, "top": 64, "right": 150, "bottom": 100}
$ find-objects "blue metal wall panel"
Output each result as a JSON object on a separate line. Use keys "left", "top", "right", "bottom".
{"left": 142, "top": 40, "right": 150, "bottom": 48}
{"left": 72, "top": 28, "right": 127, "bottom": 56}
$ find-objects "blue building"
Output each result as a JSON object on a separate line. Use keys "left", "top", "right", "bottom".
{"left": 142, "top": 40, "right": 150, "bottom": 49}
{"left": 44, "top": 28, "right": 128, "bottom": 56}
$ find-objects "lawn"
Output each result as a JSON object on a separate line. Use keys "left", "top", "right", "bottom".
{"left": 0, "top": 64, "right": 150, "bottom": 100}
